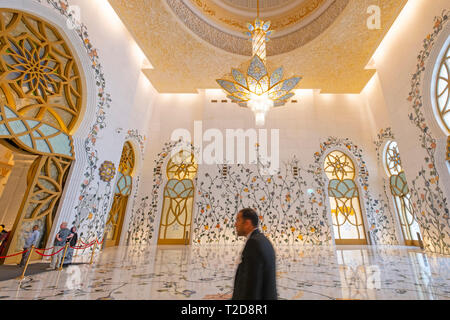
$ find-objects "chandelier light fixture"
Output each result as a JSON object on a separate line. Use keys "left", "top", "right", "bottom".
{"left": 216, "top": 0, "right": 302, "bottom": 126}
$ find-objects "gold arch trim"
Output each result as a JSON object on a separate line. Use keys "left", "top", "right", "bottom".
{"left": 119, "top": 141, "right": 135, "bottom": 176}
{"left": 105, "top": 141, "right": 136, "bottom": 247}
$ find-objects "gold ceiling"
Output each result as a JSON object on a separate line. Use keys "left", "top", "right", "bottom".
{"left": 108, "top": 0, "right": 407, "bottom": 93}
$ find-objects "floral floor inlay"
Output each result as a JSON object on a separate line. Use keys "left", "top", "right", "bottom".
{"left": 0, "top": 245, "right": 448, "bottom": 300}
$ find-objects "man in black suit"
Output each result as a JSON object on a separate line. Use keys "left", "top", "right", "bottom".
{"left": 232, "top": 208, "right": 277, "bottom": 300}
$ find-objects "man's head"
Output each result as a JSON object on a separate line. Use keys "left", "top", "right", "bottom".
{"left": 235, "top": 208, "right": 259, "bottom": 237}
{"left": 71, "top": 226, "right": 77, "bottom": 232}
{"left": 32, "top": 225, "right": 39, "bottom": 231}
{"left": 60, "top": 222, "right": 68, "bottom": 229}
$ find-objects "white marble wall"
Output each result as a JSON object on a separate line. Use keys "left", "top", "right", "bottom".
{"left": 5, "top": 0, "right": 448, "bottom": 255}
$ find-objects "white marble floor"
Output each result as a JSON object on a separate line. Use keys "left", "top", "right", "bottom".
{"left": 0, "top": 245, "right": 449, "bottom": 300}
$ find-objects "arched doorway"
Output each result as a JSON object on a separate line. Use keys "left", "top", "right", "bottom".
{"left": 0, "top": 9, "right": 83, "bottom": 263}
{"left": 324, "top": 150, "right": 368, "bottom": 245}
{"left": 158, "top": 150, "right": 197, "bottom": 245}
{"left": 104, "top": 141, "right": 135, "bottom": 247}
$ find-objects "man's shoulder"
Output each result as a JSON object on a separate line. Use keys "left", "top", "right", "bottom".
{"left": 250, "top": 232, "right": 275, "bottom": 252}
{"left": 251, "top": 230, "right": 270, "bottom": 242}
{"left": 245, "top": 233, "right": 267, "bottom": 250}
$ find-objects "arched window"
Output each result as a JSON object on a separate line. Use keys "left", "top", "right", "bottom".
{"left": 432, "top": 39, "right": 450, "bottom": 161}
{"left": 384, "top": 141, "right": 422, "bottom": 246}
{"left": 105, "top": 141, "right": 135, "bottom": 247}
{"left": 434, "top": 41, "right": 450, "bottom": 133}
{"left": 158, "top": 150, "right": 197, "bottom": 245}
{"left": 324, "top": 151, "right": 367, "bottom": 245}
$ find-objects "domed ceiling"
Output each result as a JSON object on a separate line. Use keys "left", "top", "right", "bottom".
{"left": 108, "top": 0, "right": 408, "bottom": 93}
{"left": 168, "top": 0, "right": 348, "bottom": 55}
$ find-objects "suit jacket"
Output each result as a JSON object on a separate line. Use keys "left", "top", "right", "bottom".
{"left": 232, "top": 229, "right": 277, "bottom": 300}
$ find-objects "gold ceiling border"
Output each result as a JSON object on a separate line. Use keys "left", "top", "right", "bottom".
{"left": 166, "top": 0, "right": 350, "bottom": 56}
{"left": 187, "top": 0, "right": 328, "bottom": 33}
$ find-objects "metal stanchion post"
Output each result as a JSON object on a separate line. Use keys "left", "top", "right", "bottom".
{"left": 90, "top": 240, "right": 97, "bottom": 265}
{"left": 59, "top": 243, "right": 70, "bottom": 270}
{"left": 17, "top": 246, "right": 34, "bottom": 280}
{"left": 184, "top": 231, "right": 189, "bottom": 245}
{"left": 101, "top": 232, "right": 106, "bottom": 250}
{"left": 417, "top": 232, "right": 424, "bottom": 249}
{"left": 74, "top": 239, "right": 79, "bottom": 258}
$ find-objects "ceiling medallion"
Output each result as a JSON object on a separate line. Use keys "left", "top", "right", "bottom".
{"left": 216, "top": 1, "right": 301, "bottom": 126}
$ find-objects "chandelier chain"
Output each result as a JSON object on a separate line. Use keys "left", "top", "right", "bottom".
{"left": 257, "top": 0, "right": 260, "bottom": 18}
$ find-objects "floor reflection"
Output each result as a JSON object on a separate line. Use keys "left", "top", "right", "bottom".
{"left": 0, "top": 245, "right": 448, "bottom": 300}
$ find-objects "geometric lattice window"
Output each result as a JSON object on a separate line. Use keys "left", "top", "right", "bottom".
{"left": 0, "top": 10, "right": 83, "bottom": 136}
{"left": 384, "top": 141, "right": 422, "bottom": 246}
{"left": 324, "top": 150, "right": 367, "bottom": 245}
{"left": 0, "top": 9, "right": 83, "bottom": 261}
{"left": 158, "top": 150, "right": 197, "bottom": 245}
{"left": 118, "top": 142, "right": 135, "bottom": 176}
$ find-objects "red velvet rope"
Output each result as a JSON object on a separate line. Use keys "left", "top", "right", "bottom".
{"left": 0, "top": 237, "right": 100, "bottom": 260}
{"left": 80, "top": 238, "right": 103, "bottom": 246}
{"left": 37, "top": 246, "right": 55, "bottom": 251}
{"left": 0, "top": 248, "right": 28, "bottom": 259}
{"left": 79, "top": 239, "right": 91, "bottom": 245}
{"left": 34, "top": 246, "right": 66, "bottom": 257}
{"left": 70, "top": 240, "right": 96, "bottom": 250}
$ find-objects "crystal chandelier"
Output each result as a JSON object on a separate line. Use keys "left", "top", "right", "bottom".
{"left": 216, "top": 0, "right": 302, "bottom": 126}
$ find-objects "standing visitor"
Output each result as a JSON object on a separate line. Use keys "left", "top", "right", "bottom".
{"left": 47, "top": 222, "right": 73, "bottom": 270}
{"left": 18, "top": 225, "right": 40, "bottom": 267}
{"left": 0, "top": 224, "right": 7, "bottom": 246}
{"left": 63, "top": 226, "right": 78, "bottom": 266}
{"left": 232, "top": 208, "right": 277, "bottom": 300}
{"left": 0, "top": 225, "right": 9, "bottom": 257}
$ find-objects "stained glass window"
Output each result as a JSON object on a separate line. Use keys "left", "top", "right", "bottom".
{"left": 158, "top": 151, "right": 197, "bottom": 245}
{"left": 324, "top": 151, "right": 367, "bottom": 245}
{"left": 385, "top": 141, "right": 422, "bottom": 246}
